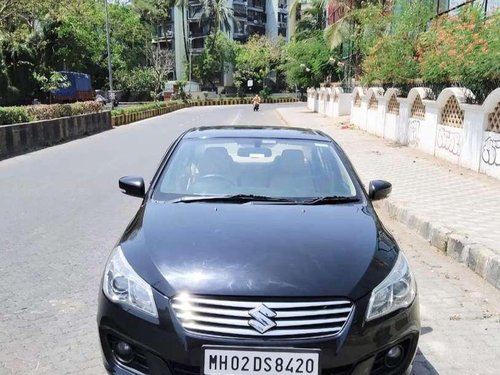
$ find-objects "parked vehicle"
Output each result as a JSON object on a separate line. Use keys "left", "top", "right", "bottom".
{"left": 97, "top": 127, "right": 420, "bottom": 375}
{"left": 52, "top": 71, "right": 93, "bottom": 102}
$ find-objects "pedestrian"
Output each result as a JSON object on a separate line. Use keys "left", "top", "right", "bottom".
{"left": 252, "top": 94, "right": 261, "bottom": 111}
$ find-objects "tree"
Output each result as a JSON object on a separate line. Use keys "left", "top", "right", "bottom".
{"left": 33, "top": 71, "right": 70, "bottom": 102}
{"left": 289, "top": 0, "right": 388, "bottom": 83}
{"left": 200, "top": 0, "right": 234, "bottom": 37}
{"left": 282, "top": 31, "right": 337, "bottom": 91}
{"left": 0, "top": 0, "right": 156, "bottom": 104}
{"left": 0, "top": 0, "right": 61, "bottom": 104}
{"left": 233, "top": 35, "right": 284, "bottom": 94}
{"left": 133, "top": 0, "right": 173, "bottom": 25}
{"left": 361, "top": 0, "right": 434, "bottom": 84}
{"left": 192, "top": 31, "right": 236, "bottom": 89}
{"left": 293, "top": 0, "right": 327, "bottom": 41}
{"left": 115, "top": 67, "right": 156, "bottom": 100}
{"left": 417, "top": 4, "right": 499, "bottom": 101}
{"left": 147, "top": 44, "right": 175, "bottom": 99}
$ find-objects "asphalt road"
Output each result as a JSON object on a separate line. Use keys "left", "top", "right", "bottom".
{"left": 0, "top": 104, "right": 499, "bottom": 375}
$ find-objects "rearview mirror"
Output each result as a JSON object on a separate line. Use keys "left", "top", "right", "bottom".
{"left": 237, "top": 147, "right": 272, "bottom": 157}
{"left": 369, "top": 180, "right": 392, "bottom": 201}
{"left": 119, "top": 176, "right": 145, "bottom": 198}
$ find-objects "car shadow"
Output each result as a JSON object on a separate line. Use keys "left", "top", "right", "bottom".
{"left": 411, "top": 349, "right": 439, "bottom": 375}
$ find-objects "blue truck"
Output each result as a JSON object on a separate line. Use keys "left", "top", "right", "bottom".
{"left": 51, "top": 71, "right": 94, "bottom": 102}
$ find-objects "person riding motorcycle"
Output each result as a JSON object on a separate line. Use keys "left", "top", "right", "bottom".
{"left": 252, "top": 94, "right": 261, "bottom": 111}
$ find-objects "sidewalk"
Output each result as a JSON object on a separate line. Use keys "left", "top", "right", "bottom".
{"left": 276, "top": 105, "right": 500, "bottom": 290}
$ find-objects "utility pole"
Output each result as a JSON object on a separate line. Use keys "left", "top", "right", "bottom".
{"left": 188, "top": 35, "right": 192, "bottom": 94}
{"left": 104, "top": 0, "right": 114, "bottom": 107}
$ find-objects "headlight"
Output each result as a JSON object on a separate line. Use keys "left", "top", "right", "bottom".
{"left": 103, "top": 246, "right": 158, "bottom": 318}
{"left": 366, "top": 252, "right": 416, "bottom": 321}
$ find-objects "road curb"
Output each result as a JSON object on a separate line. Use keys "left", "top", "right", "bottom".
{"left": 378, "top": 188, "right": 500, "bottom": 290}
{"left": 275, "top": 107, "right": 500, "bottom": 291}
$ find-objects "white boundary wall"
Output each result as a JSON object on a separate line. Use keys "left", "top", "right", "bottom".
{"left": 308, "top": 87, "right": 350, "bottom": 118}
{"left": 310, "top": 85, "right": 500, "bottom": 180}
{"left": 479, "top": 88, "right": 500, "bottom": 179}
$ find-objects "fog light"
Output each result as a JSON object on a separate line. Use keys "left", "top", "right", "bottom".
{"left": 385, "top": 345, "right": 404, "bottom": 368}
{"left": 114, "top": 341, "right": 134, "bottom": 364}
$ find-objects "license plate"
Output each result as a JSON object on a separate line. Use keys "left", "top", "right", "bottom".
{"left": 202, "top": 346, "right": 320, "bottom": 375}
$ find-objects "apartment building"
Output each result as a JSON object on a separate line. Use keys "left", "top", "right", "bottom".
{"left": 153, "top": 0, "right": 292, "bottom": 81}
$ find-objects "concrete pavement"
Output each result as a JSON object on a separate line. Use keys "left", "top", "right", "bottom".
{"left": 0, "top": 104, "right": 499, "bottom": 375}
{"left": 277, "top": 106, "right": 500, "bottom": 290}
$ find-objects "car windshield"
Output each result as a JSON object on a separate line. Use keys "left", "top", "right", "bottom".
{"left": 153, "top": 137, "right": 358, "bottom": 202}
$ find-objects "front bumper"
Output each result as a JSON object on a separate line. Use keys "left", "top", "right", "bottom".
{"left": 97, "top": 290, "right": 420, "bottom": 375}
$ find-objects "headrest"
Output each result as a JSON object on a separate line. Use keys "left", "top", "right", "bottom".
{"left": 198, "top": 147, "right": 232, "bottom": 174}
{"left": 277, "top": 149, "right": 308, "bottom": 173}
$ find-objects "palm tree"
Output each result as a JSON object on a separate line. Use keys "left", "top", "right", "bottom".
{"left": 291, "top": 0, "right": 328, "bottom": 41}
{"left": 323, "top": 0, "right": 356, "bottom": 50}
{"left": 200, "top": 0, "right": 234, "bottom": 37}
{"left": 199, "top": 0, "right": 235, "bottom": 52}
{"left": 289, "top": 0, "right": 366, "bottom": 50}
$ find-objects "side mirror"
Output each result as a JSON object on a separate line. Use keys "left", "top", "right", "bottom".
{"left": 369, "top": 180, "right": 392, "bottom": 201}
{"left": 119, "top": 176, "right": 145, "bottom": 198}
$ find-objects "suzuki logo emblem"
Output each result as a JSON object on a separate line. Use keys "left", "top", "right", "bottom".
{"left": 248, "top": 304, "right": 277, "bottom": 334}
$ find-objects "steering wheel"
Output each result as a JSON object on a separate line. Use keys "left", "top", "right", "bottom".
{"left": 196, "top": 174, "right": 236, "bottom": 187}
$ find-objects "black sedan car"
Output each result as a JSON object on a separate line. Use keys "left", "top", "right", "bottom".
{"left": 98, "top": 126, "right": 419, "bottom": 375}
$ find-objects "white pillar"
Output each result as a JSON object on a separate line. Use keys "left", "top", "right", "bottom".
{"left": 174, "top": 6, "right": 187, "bottom": 80}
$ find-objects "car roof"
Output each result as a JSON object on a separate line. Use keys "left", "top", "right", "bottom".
{"left": 183, "top": 126, "right": 332, "bottom": 142}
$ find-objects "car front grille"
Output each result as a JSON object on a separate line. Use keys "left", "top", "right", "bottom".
{"left": 171, "top": 294, "right": 354, "bottom": 339}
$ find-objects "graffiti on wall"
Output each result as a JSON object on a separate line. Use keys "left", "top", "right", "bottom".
{"left": 482, "top": 136, "right": 500, "bottom": 166}
{"left": 437, "top": 127, "right": 461, "bottom": 156}
{"left": 408, "top": 120, "right": 420, "bottom": 147}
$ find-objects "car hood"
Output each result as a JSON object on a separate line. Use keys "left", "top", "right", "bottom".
{"left": 121, "top": 202, "right": 398, "bottom": 301}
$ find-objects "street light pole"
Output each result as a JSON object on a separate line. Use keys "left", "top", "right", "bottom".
{"left": 104, "top": 0, "right": 114, "bottom": 107}
{"left": 188, "top": 36, "right": 192, "bottom": 94}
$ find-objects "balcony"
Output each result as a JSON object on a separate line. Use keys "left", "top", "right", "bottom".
{"left": 247, "top": 0, "right": 265, "bottom": 11}
{"left": 247, "top": 6, "right": 265, "bottom": 12}
{"left": 248, "top": 18, "right": 265, "bottom": 26}
{"left": 247, "top": 21, "right": 265, "bottom": 28}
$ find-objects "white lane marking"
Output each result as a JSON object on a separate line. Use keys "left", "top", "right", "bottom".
{"left": 231, "top": 109, "right": 242, "bottom": 125}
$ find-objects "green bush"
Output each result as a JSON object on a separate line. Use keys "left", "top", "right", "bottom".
{"left": 259, "top": 87, "right": 272, "bottom": 100}
{"left": 0, "top": 107, "right": 31, "bottom": 125}
{"left": 361, "top": 0, "right": 434, "bottom": 84}
{"left": 418, "top": 5, "right": 499, "bottom": 83}
{"left": 26, "top": 102, "right": 103, "bottom": 120}
{"left": 0, "top": 101, "right": 104, "bottom": 125}
{"left": 111, "top": 101, "right": 178, "bottom": 116}
{"left": 115, "top": 68, "right": 157, "bottom": 100}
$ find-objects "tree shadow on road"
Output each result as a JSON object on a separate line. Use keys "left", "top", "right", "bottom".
{"left": 411, "top": 349, "right": 439, "bottom": 375}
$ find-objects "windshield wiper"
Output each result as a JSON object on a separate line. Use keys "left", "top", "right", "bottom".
{"left": 303, "top": 196, "right": 360, "bottom": 205}
{"left": 170, "top": 194, "right": 298, "bottom": 204}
